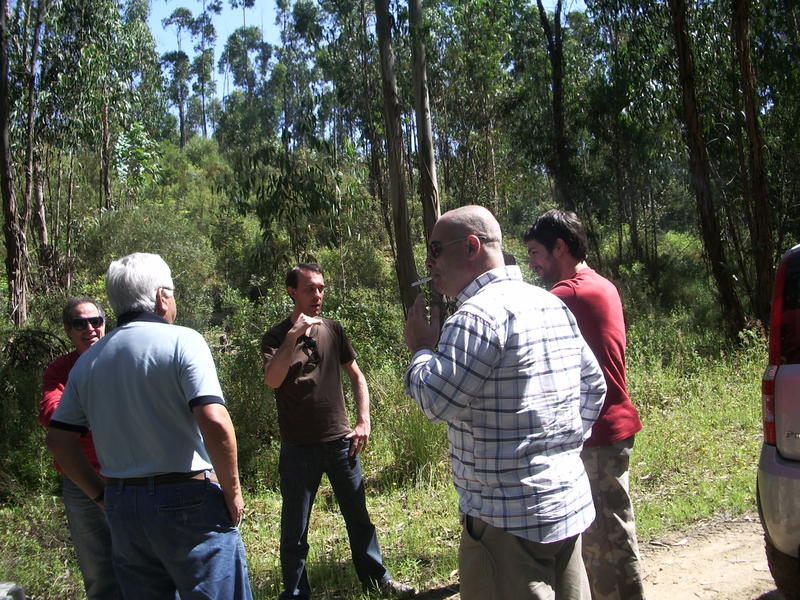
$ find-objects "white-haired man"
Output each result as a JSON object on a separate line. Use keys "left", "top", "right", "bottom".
{"left": 46, "top": 252, "right": 252, "bottom": 599}
{"left": 404, "top": 206, "right": 606, "bottom": 600}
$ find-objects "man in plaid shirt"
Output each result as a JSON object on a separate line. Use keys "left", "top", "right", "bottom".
{"left": 404, "top": 205, "right": 606, "bottom": 600}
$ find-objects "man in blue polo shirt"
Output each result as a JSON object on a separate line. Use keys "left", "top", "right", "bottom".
{"left": 47, "top": 252, "right": 252, "bottom": 599}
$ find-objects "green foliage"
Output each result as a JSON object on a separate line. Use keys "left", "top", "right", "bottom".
{"left": 213, "top": 286, "right": 283, "bottom": 491}
{"left": 0, "top": 326, "right": 63, "bottom": 500}
{"left": 75, "top": 203, "right": 217, "bottom": 330}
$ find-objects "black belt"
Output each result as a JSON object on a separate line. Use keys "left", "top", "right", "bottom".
{"left": 105, "top": 470, "right": 217, "bottom": 486}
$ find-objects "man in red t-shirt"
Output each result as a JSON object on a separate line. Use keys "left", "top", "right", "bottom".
{"left": 524, "top": 210, "right": 645, "bottom": 600}
{"left": 40, "top": 297, "right": 122, "bottom": 600}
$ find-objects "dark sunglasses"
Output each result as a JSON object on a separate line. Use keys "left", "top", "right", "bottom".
{"left": 427, "top": 235, "right": 493, "bottom": 259}
{"left": 427, "top": 237, "right": 468, "bottom": 259}
{"left": 299, "top": 335, "right": 320, "bottom": 373}
{"left": 71, "top": 316, "right": 104, "bottom": 330}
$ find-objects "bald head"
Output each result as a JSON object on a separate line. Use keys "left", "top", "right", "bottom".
{"left": 438, "top": 205, "right": 503, "bottom": 251}
{"left": 427, "top": 205, "right": 505, "bottom": 296}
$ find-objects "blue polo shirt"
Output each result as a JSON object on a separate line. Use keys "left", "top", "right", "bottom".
{"left": 51, "top": 312, "right": 225, "bottom": 478}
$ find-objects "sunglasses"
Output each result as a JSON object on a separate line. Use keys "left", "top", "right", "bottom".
{"left": 71, "top": 316, "right": 104, "bottom": 330}
{"left": 427, "top": 237, "right": 468, "bottom": 259}
{"left": 427, "top": 235, "right": 494, "bottom": 259}
{"left": 299, "top": 335, "right": 320, "bottom": 373}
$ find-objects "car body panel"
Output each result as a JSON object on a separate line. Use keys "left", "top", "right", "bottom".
{"left": 776, "top": 364, "right": 800, "bottom": 460}
{"left": 758, "top": 443, "right": 800, "bottom": 557}
{"left": 759, "top": 243, "right": 800, "bottom": 564}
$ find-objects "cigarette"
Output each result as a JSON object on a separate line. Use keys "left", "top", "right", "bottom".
{"left": 411, "top": 276, "right": 432, "bottom": 287}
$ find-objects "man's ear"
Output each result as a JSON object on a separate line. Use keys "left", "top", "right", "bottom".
{"left": 553, "top": 238, "right": 567, "bottom": 258}
{"left": 466, "top": 234, "right": 481, "bottom": 256}
{"left": 287, "top": 286, "right": 296, "bottom": 302}
{"left": 154, "top": 288, "right": 168, "bottom": 316}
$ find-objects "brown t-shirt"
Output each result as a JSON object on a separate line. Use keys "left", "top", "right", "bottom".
{"left": 261, "top": 317, "right": 356, "bottom": 444}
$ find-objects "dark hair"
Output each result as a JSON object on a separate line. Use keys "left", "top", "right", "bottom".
{"left": 62, "top": 297, "right": 106, "bottom": 329}
{"left": 523, "top": 209, "right": 588, "bottom": 261}
{"left": 285, "top": 263, "right": 324, "bottom": 288}
{"left": 502, "top": 250, "right": 517, "bottom": 265}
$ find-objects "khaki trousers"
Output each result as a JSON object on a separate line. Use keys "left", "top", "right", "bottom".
{"left": 459, "top": 514, "right": 590, "bottom": 600}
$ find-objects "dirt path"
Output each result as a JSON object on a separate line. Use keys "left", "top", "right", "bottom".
{"left": 641, "top": 513, "right": 782, "bottom": 600}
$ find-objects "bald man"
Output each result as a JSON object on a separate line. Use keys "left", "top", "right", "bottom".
{"left": 404, "top": 206, "right": 606, "bottom": 600}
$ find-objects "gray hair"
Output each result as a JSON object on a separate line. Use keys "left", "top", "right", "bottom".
{"left": 106, "top": 253, "right": 174, "bottom": 316}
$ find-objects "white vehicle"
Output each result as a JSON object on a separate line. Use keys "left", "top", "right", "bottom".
{"left": 757, "top": 243, "right": 800, "bottom": 600}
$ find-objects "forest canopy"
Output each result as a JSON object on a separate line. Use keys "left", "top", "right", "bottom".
{"left": 1, "top": 0, "right": 797, "bottom": 334}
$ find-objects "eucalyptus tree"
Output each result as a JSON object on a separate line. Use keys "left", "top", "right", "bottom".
{"left": 272, "top": 0, "right": 326, "bottom": 151}
{"left": 190, "top": 0, "right": 222, "bottom": 136}
{"left": 0, "top": 0, "right": 27, "bottom": 324}
{"left": 1, "top": 0, "right": 166, "bottom": 322}
{"left": 754, "top": 0, "right": 800, "bottom": 254}
{"left": 409, "top": 0, "right": 439, "bottom": 239}
{"left": 218, "top": 25, "right": 268, "bottom": 102}
{"left": 733, "top": 0, "right": 773, "bottom": 326}
{"left": 584, "top": 0, "right": 684, "bottom": 274}
{"left": 162, "top": 7, "right": 195, "bottom": 146}
{"left": 375, "top": 0, "right": 418, "bottom": 312}
{"left": 163, "top": 50, "right": 192, "bottom": 147}
{"left": 667, "top": 0, "right": 745, "bottom": 336}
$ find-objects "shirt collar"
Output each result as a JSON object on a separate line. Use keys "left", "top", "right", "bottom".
{"left": 456, "top": 265, "right": 523, "bottom": 306}
{"left": 117, "top": 311, "right": 169, "bottom": 327}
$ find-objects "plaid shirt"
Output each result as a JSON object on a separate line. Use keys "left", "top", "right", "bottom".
{"left": 405, "top": 266, "right": 606, "bottom": 543}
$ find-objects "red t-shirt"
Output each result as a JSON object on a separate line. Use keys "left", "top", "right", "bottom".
{"left": 40, "top": 351, "right": 101, "bottom": 472}
{"left": 550, "top": 267, "right": 643, "bottom": 446}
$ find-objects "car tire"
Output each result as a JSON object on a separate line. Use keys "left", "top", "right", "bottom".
{"left": 765, "top": 531, "right": 800, "bottom": 600}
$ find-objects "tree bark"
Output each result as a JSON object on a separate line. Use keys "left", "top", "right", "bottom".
{"left": 668, "top": 0, "right": 745, "bottom": 337}
{"left": 408, "top": 0, "right": 440, "bottom": 240}
{"left": 536, "top": 0, "right": 575, "bottom": 211}
{"left": 733, "top": 0, "right": 774, "bottom": 327}
{"left": 1, "top": 0, "right": 28, "bottom": 325}
{"left": 375, "top": 0, "right": 418, "bottom": 313}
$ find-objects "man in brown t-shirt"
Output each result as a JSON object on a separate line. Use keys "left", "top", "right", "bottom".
{"left": 262, "top": 263, "right": 415, "bottom": 599}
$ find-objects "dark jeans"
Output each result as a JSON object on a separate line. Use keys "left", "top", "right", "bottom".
{"left": 104, "top": 476, "right": 252, "bottom": 599}
{"left": 279, "top": 437, "right": 389, "bottom": 599}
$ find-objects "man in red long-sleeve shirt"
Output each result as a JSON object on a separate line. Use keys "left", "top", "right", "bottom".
{"left": 525, "top": 210, "right": 646, "bottom": 600}
{"left": 40, "top": 297, "right": 121, "bottom": 600}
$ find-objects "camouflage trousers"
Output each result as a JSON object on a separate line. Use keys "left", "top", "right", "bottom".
{"left": 581, "top": 437, "right": 646, "bottom": 600}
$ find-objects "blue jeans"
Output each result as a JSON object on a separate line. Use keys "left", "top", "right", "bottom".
{"left": 62, "top": 477, "right": 123, "bottom": 600}
{"left": 279, "top": 437, "right": 390, "bottom": 599}
{"left": 104, "top": 474, "right": 252, "bottom": 600}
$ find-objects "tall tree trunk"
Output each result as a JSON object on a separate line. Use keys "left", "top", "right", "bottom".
{"left": 375, "top": 0, "right": 418, "bottom": 313}
{"left": 66, "top": 152, "right": 75, "bottom": 291}
{"left": 734, "top": 0, "right": 774, "bottom": 327}
{"left": 101, "top": 97, "right": 112, "bottom": 209}
{"left": 359, "top": 0, "right": 393, "bottom": 257}
{"left": 536, "top": 0, "right": 575, "bottom": 211}
{"left": 1, "top": 0, "right": 28, "bottom": 325}
{"left": 668, "top": 0, "right": 745, "bottom": 337}
{"left": 32, "top": 155, "right": 55, "bottom": 288}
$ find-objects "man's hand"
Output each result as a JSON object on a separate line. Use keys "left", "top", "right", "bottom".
{"left": 346, "top": 421, "right": 371, "bottom": 456}
{"left": 224, "top": 488, "right": 245, "bottom": 526}
{"left": 404, "top": 294, "right": 440, "bottom": 354}
{"left": 288, "top": 313, "right": 323, "bottom": 341}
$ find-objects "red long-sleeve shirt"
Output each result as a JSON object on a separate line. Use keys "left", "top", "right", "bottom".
{"left": 40, "top": 351, "right": 101, "bottom": 472}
